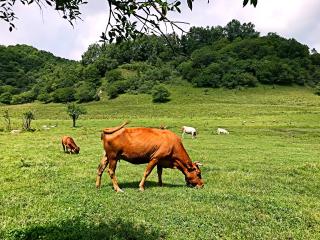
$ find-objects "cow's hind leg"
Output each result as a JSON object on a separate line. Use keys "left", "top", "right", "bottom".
{"left": 139, "top": 158, "right": 159, "bottom": 191}
{"left": 157, "top": 165, "right": 163, "bottom": 187}
{"left": 108, "top": 158, "right": 123, "bottom": 192}
{"left": 96, "top": 155, "right": 109, "bottom": 188}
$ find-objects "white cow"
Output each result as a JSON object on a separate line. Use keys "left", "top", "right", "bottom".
{"left": 217, "top": 128, "right": 229, "bottom": 135}
{"left": 181, "top": 126, "right": 197, "bottom": 139}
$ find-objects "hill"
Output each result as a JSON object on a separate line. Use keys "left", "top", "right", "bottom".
{"left": 1, "top": 19, "right": 320, "bottom": 106}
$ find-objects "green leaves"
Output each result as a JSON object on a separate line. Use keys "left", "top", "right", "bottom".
{"left": 243, "top": 0, "right": 258, "bottom": 7}
{"left": 187, "top": 0, "right": 193, "bottom": 10}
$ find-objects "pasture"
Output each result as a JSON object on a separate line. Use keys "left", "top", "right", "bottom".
{"left": 1, "top": 85, "right": 320, "bottom": 239}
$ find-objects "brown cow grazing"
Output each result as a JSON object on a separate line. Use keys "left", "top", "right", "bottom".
{"left": 96, "top": 122, "right": 204, "bottom": 192}
{"left": 61, "top": 136, "right": 80, "bottom": 154}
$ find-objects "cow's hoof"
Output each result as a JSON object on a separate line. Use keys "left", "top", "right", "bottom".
{"left": 139, "top": 187, "right": 145, "bottom": 192}
{"left": 116, "top": 188, "right": 124, "bottom": 193}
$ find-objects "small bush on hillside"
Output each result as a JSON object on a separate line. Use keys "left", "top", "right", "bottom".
{"left": 221, "top": 72, "right": 258, "bottom": 89}
{"left": 11, "top": 91, "right": 36, "bottom": 105}
{"left": 0, "top": 92, "right": 12, "bottom": 104}
{"left": 37, "top": 92, "right": 52, "bottom": 103}
{"left": 151, "top": 85, "right": 171, "bottom": 103}
{"left": 113, "top": 80, "right": 130, "bottom": 94}
{"left": 0, "top": 85, "right": 18, "bottom": 95}
{"left": 120, "top": 62, "right": 151, "bottom": 72}
{"left": 192, "top": 63, "right": 223, "bottom": 88}
{"left": 143, "top": 67, "right": 171, "bottom": 82}
{"left": 51, "top": 87, "right": 75, "bottom": 103}
{"left": 105, "top": 69, "right": 123, "bottom": 83}
{"left": 177, "top": 61, "right": 196, "bottom": 81}
{"left": 315, "top": 83, "right": 320, "bottom": 96}
{"left": 107, "top": 85, "right": 119, "bottom": 99}
{"left": 126, "top": 76, "right": 158, "bottom": 94}
{"left": 75, "top": 82, "right": 98, "bottom": 103}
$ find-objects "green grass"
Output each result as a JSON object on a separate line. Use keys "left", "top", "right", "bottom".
{"left": 1, "top": 85, "right": 320, "bottom": 239}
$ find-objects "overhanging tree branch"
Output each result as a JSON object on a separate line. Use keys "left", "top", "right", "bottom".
{"left": 1, "top": 0, "right": 258, "bottom": 41}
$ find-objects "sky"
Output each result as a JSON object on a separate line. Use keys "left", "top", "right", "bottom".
{"left": 0, "top": 0, "right": 319, "bottom": 60}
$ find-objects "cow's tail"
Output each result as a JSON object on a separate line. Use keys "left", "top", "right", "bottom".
{"left": 102, "top": 121, "right": 130, "bottom": 134}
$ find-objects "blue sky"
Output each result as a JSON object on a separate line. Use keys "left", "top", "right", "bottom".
{"left": 0, "top": 0, "right": 319, "bottom": 60}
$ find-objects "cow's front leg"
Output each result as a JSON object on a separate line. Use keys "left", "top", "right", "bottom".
{"left": 62, "top": 143, "right": 66, "bottom": 152}
{"left": 96, "top": 155, "right": 109, "bottom": 188}
{"left": 139, "top": 158, "right": 158, "bottom": 191}
{"left": 157, "top": 165, "right": 163, "bottom": 187}
{"left": 108, "top": 158, "right": 123, "bottom": 192}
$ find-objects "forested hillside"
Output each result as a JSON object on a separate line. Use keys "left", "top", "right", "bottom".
{"left": 1, "top": 19, "right": 320, "bottom": 105}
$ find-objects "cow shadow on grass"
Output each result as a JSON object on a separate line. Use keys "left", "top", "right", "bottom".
{"left": 114, "top": 180, "right": 184, "bottom": 190}
{"left": 7, "top": 217, "right": 165, "bottom": 240}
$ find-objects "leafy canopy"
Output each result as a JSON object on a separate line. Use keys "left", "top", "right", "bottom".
{"left": 1, "top": 0, "right": 258, "bottom": 42}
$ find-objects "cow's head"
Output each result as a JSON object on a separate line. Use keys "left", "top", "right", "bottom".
{"left": 185, "top": 161, "right": 204, "bottom": 188}
{"left": 73, "top": 147, "right": 80, "bottom": 154}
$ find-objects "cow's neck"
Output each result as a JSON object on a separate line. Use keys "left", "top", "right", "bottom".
{"left": 173, "top": 158, "right": 193, "bottom": 176}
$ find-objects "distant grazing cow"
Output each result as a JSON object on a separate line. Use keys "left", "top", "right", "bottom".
{"left": 96, "top": 122, "right": 204, "bottom": 192}
{"left": 217, "top": 128, "right": 229, "bottom": 135}
{"left": 181, "top": 126, "right": 197, "bottom": 139}
{"left": 62, "top": 136, "right": 80, "bottom": 154}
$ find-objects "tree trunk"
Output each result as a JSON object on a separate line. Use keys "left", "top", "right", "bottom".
{"left": 73, "top": 117, "right": 76, "bottom": 127}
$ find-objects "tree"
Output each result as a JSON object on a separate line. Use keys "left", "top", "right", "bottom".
{"left": 0, "top": 92, "right": 13, "bottom": 104}
{"left": 22, "top": 111, "right": 35, "bottom": 131}
{"left": 51, "top": 87, "right": 75, "bottom": 103}
{"left": 315, "top": 83, "right": 320, "bottom": 96}
{"left": 67, "top": 103, "right": 86, "bottom": 127}
{"left": 75, "top": 82, "right": 98, "bottom": 103}
{"left": 151, "top": 85, "right": 171, "bottom": 103}
{"left": 2, "top": 0, "right": 258, "bottom": 42}
{"left": 2, "top": 109, "right": 11, "bottom": 131}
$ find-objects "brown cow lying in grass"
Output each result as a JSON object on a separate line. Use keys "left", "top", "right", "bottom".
{"left": 96, "top": 122, "right": 204, "bottom": 192}
{"left": 61, "top": 136, "right": 80, "bottom": 154}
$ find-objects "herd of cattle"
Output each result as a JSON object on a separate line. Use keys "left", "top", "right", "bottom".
{"left": 62, "top": 122, "right": 230, "bottom": 192}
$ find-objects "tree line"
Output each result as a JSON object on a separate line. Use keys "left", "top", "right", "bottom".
{"left": 1, "top": 19, "right": 320, "bottom": 105}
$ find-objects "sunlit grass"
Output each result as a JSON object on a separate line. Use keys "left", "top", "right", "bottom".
{"left": 0, "top": 85, "right": 320, "bottom": 239}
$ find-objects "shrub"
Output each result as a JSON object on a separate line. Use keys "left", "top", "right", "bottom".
{"left": 142, "top": 67, "right": 171, "bottom": 83}
{"left": 192, "top": 63, "right": 223, "bottom": 87}
{"left": 105, "top": 69, "right": 123, "bottom": 83}
{"left": 177, "top": 61, "right": 196, "bottom": 81}
{"left": 120, "top": 62, "right": 151, "bottom": 72}
{"left": 151, "top": 85, "right": 171, "bottom": 103}
{"left": 112, "top": 80, "right": 130, "bottom": 94}
{"left": 221, "top": 72, "right": 258, "bottom": 89}
{"left": 0, "top": 85, "right": 18, "bottom": 94}
{"left": 315, "top": 83, "right": 320, "bottom": 96}
{"left": 75, "top": 82, "right": 97, "bottom": 103}
{"left": 51, "top": 87, "right": 75, "bottom": 103}
{"left": 0, "top": 92, "right": 13, "bottom": 104}
{"left": 37, "top": 92, "right": 52, "bottom": 103}
{"left": 11, "top": 91, "right": 36, "bottom": 105}
{"left": 107, "top": 85, "right": 119, "bottom": 99}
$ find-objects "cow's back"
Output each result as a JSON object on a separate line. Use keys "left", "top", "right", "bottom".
{"left": 102, "top": 128, "right": 181, "bottom": 161}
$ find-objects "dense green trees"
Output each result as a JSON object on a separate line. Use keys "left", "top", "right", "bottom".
{"left": 1, "top": 19, "right": 320, "bottom": 105}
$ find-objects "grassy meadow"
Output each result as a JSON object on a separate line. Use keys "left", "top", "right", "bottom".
{"left": 0, "top": 84, "right": 320, "bottom": 239}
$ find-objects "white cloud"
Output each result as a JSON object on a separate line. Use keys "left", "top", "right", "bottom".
{"left": 1, "top": 0, "right": 319, "bottom": 60}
